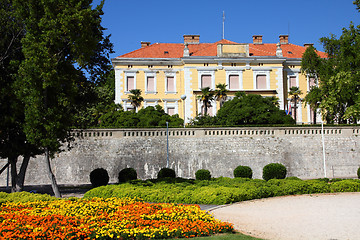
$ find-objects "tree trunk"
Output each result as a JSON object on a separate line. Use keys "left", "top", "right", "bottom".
{"left": 45, "top": 148, "right": 61, "bottom": 198}
{"left": 15, "top": 154, "right": 31, "bottom": 192}
{"left": 313, "top": 108, "right": 317, "bottom": 124}
{"left": 9, "top": 156, "right": 18, "bottom": 192}
{"left": 203, "top": 100, "right": 207, "bottom": 115}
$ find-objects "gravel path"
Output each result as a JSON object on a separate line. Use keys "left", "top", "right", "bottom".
{"left": 210, "top": 193, "right": 360, "bottom": 240}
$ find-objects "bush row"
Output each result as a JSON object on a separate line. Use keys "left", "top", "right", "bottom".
{"left": 89, "top": 163, "right": 293, "bottom": 187}
{"left": 83, "top": 178, "right": 360, "bottom": 205}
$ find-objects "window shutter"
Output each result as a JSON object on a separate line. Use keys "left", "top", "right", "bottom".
{"left": 229, "top": 75, "right": 239, "bottom": 89}
{"left": 256, "top": 75, "right": 266, "bottom": 89}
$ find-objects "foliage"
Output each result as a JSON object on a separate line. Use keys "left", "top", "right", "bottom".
{"left": 215, "top": 93, "right": 295, "bottom": 125}
{"left": 128, "top": 89, "right": 144, "bottom": 111}
{"left": 84, "top": 178, "right": 360, "bottom": 205}
{"left": 195, "top": 169, "right": 212, "bottom": 181}
{"left": 358, "top": 167, "right": 360, "bottom": 179}
{"left": 304, "top": 86, "right": 322, "bottom": 124}
{"left": 288, "top": 87, "right": 303, "bottom": 123}
{"left": 0, "top": 197, "right": 233, "bottom": 239}
{"left": 99, "top": 105, "right": 184, "bottom": 128}
{"left": 157, "top": 168, "right": 176, "bottom": 179}
{"left": 262, "top": 163, "right": 287, "bottom": 181}
{"left": 90, "top": 168, "right": 109, "bottom": 187}
{"left": 301, "top": 4, "right": 360, "bottom": 123}
{"left": 214, "top": 83, "right": 228, "bottom": 108}
{"left": 0, "top": 192, "right": 55, "bottom": 205}
{"left": 198, "top": 87, "right": 215, "bottom": 116}
{"left": 233, "top": 166, "right": 253, "bottom": 179}
{"left": 118, "top": 168, "right": 137, "bottom": 183}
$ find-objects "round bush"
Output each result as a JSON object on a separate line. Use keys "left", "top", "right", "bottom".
{"left": 90, "top": 168, "right": 109, "bottom": 187}
{"left": 157, "top": 168, "right": 176, "bottom": 179}
{"left": 195, "top": 169, "right": 211, "bottom": 180}
{"left": 358, "top": 167, "right": 360, "bottom": 179}
{"left": 118, "top": 168, "right": 137, "bottom": 183}
{"left": 233, "top": 165, "right": 253, "bottom": 179}
{"left": 263, "top": 163, "right": 287, "bottom": 181}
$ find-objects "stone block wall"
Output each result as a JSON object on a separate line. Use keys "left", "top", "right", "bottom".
{"left": 1, "top": 127, "right": 360, "bottom": 186}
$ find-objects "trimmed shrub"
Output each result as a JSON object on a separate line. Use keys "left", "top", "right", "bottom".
{"left": 90, "top": 168, "right": 109, "bottom": 187}
{"left": 358, "top": 167, "right": 360, "bottom": 179}
{"left": 233, "top": 165, "right": 253, "bottom": 179}
{"left": 157, "top": 168, "right": 176, "bottom": 179}
{"left": 195, "top": 169, "right": 211, "bottom": 180}
{"left": 263, "top": 163, "right": 287, "bottom": 181}
{"left": 118, "top": 168, "right": 137, "bottom": 183}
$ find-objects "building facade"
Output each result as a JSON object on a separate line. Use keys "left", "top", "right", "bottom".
{"left": 111, "top": 35, "right": 326, "bottom": 124}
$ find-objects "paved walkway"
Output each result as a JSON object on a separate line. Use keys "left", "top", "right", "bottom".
{"left": 209, "top": 193, "right": 360, "bottom": 240}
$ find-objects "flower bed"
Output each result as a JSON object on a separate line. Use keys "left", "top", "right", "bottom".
{"left": 0, "top": 197, "right": 233, "bottom": 239}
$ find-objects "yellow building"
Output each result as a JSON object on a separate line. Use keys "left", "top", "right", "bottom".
{"left": 111, "top": 35, "right": 326, "bottom": 124}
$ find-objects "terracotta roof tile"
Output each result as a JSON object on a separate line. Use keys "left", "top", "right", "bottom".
{"left": 117, "top": 39, "right": 326, "bottom": 59}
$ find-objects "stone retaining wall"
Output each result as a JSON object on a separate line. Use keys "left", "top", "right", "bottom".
{"left": 1, "top": 127, "right": 360, "bottom": 186}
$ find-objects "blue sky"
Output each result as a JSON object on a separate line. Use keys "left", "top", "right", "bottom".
{"left": 93, "top": 0, "right": 360, "bottom": 59}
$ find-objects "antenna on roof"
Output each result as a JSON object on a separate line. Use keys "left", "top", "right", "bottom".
{"left": 222, "top": 11, "right": 225, "bottom": 39}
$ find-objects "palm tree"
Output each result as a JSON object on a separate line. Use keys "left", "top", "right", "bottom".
{"left": 198, "top": 87, "right": 214, "bottom": 115}
{"left": 214, "top": 83, "right": 228, "bottom": 108}
{"left": 128, "top": 89, "right": 144, "bottom": 111}
{"left": 289, "top": 86, "right": 303, "bottom": 123}
{"left": 305, "top": 86, "right": 321, "bottom": 124}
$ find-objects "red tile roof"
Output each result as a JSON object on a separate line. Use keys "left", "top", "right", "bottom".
{"left": 117, "top": 39, "right": 326, "bottom": 59}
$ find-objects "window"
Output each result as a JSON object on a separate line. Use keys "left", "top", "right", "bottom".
{"left": 201, "top": 75, "right": 212, "bottom": 88}
{"left": 167, "top": 107, "right": 175, "bottom": 116}
{"left": 309, "top": 77, "right": 316, "bottom": 89}
{"left": 229, "top": 75, "right": 239, "bottom": 90}
{"left": 289, "top": 76, "right": 297, "bottom": 88}
{"left": 126, "top": 76, "right": 135, "bottom": 91}
{"left": 146, "top": 76, "right": 155, "bottom": 92}
{"left": 166, "top": 76, "right": 175, "bottom": 92}
{"left": 256, "top": 75, "right": 267, "bottom": 89}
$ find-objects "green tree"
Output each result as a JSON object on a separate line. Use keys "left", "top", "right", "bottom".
{"left": 214, "top": 83, "right": 228, "bottom": 108}
{"left": 0, "top": 0, "right": 43, "bottom": 192}
{"left": 215, "top": 92, "right": 295, "bottom": 125}
{"left": 128, "top": 89, "right": 144, "bottom": 112}
{"left": 301, "top": 2, "right": 360, "bottom": 123}
{"left": 198, "top": 87, "right": 214, "bottom": 116}
{"left": 13, "top": 0, "right": 112, "bottom": 197}
{"left": 288, "top": 87, "right": 303, "bottom": 123}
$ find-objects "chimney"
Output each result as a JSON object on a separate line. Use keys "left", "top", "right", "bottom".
{"left": 252, "top": 35, "right": 263, "bottom": 44}
{"left": 279, "top": 35, "right": 289, "bottom": 45}
{"left": 303, "top": 43, "right": 314, "bottom": 48}
{"left": 183, "top": 35, "right": 200, "bottom": 44}
{"left": 141, "top": 42, "right": 151, "bottom": 48}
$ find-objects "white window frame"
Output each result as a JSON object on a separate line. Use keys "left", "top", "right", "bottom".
{"left": 226, "top": 70, "right": 243, "bottom": 90}
{"left": 198, "top": 70, "right": 215, "bottom": 90}
{"left": 307, "top": 75, "right": 318, "bottom": 91}
{"left": 288, "top": 73, "right": 299, "bottom": 90}
{"left": 124, "top": 71, "right": 137, "bottom": 93}
{"left": 198, "top": 99, "right": 216, "bottom": 116}
{"left": 122, "top": 100, "right": 135, "bottom": 112}
{"left": 253, "top": 70, "right": 270, "bottom": 90}
{"left": 145, "top": 72, "right": 157, "bottom": 94}
{"left": 143, "top": 99, "right": 159, "bottom": 109}
{"left": 163, "top": 100, "right": 179, "bottom": 115}
{"left": 165, "top": 72, "right": 177, "bottom": 94}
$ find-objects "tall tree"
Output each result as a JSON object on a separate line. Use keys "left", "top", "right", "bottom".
{"left": 214, "top": 83, "right": 228, "bottom": 108}
{"left": 302, "top": 2, "right": 360, "bottom": 123}
{"left": 289, "top": 87, "right": 302, "bottom": 123}
{"left": 13, "top": 0, "right": 112, "bottom": 197}
{"left": 128, "top": 89, "right": 144, "bottom": 112}
{"left": 0, "top": 0, "right": 42, "bottom": 192}
{"left": 198, "top": 87, "right": 214, "bottom": 116}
